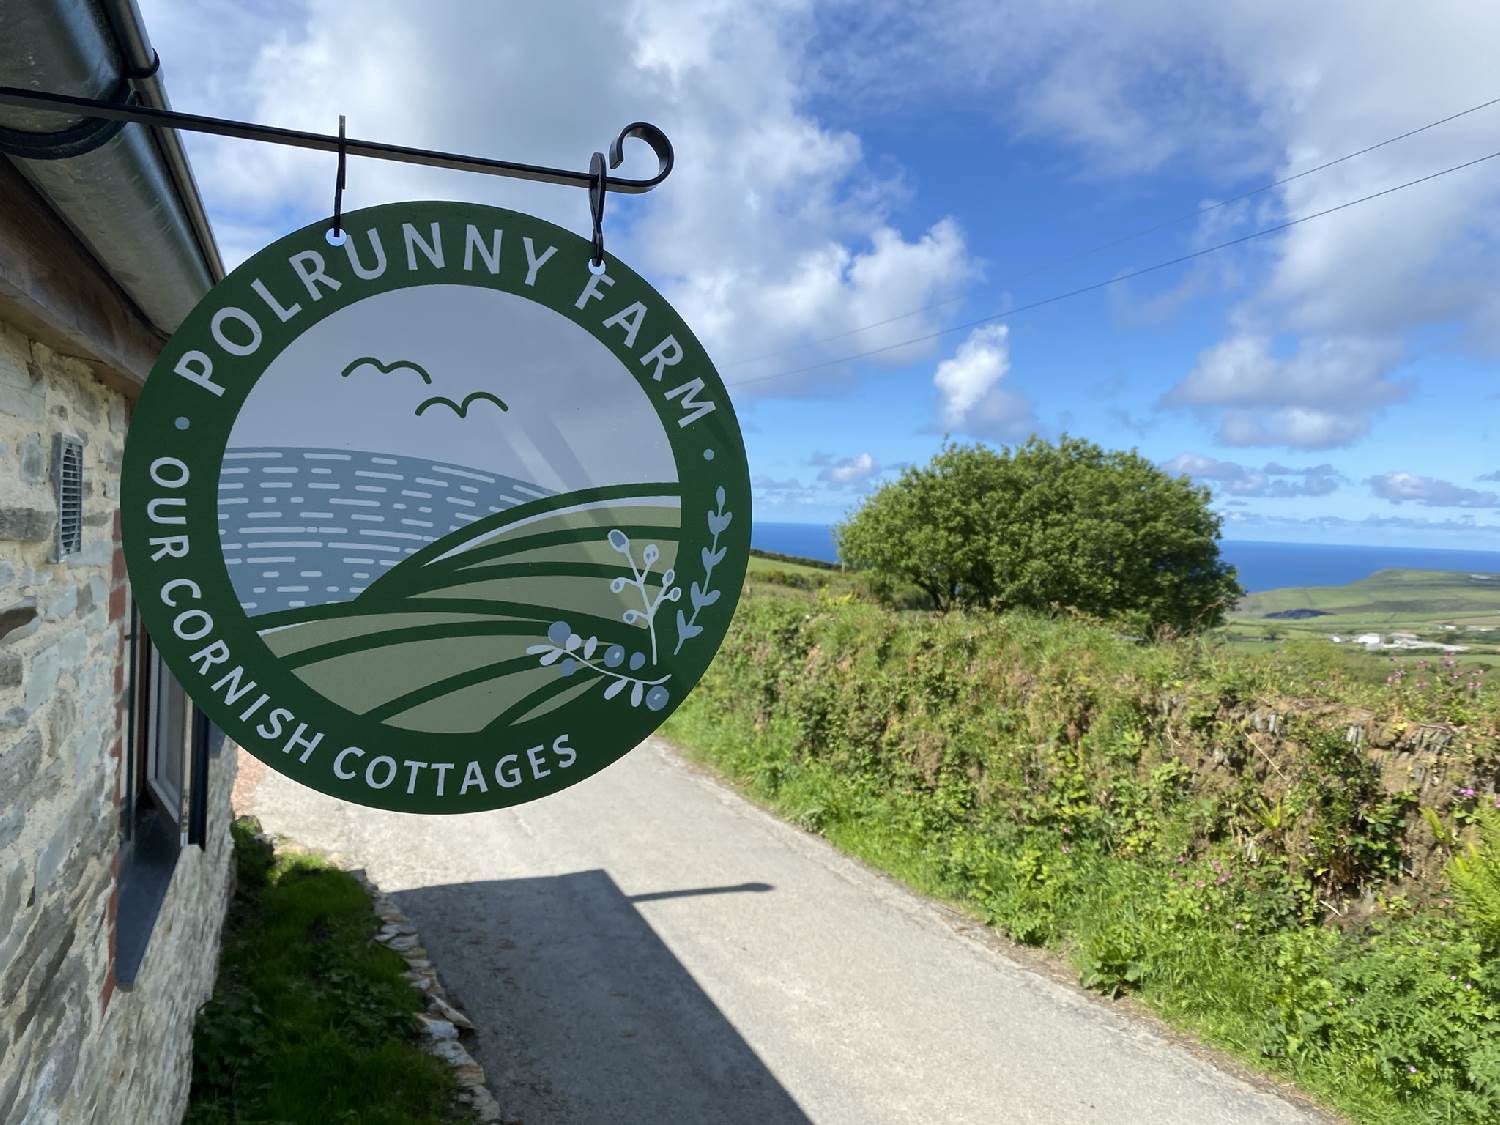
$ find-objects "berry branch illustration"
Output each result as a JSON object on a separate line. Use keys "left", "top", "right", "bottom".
{"left": 526, "top": 621, "right": 672, "bottom": 711}
{"left": 606, "top": 528, "right": 681, "bottom": 665}
{"left": 526, "top": 490, "right": 732, "bottom": 711}
{"left": 675, "top": 487, "right": 731, "bottom": 655}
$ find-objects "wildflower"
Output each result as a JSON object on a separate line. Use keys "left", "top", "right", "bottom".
{"left": 1061, "top": 844, "right": 1071, "bottom": 854}
{"left": 1409, "top": 1066, "right": 1418, "bottom": 1074}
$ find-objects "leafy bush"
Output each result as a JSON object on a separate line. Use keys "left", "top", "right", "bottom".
{"left": 835, "top": 436, "right": 1242, "bottom": 632}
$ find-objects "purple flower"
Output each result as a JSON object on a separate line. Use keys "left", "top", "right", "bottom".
{"left": 1461, "top": 787, "right": 1477, "bottom": 799}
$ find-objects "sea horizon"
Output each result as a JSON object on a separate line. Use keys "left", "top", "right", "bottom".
{"left": 752, "top": 521, "right": 1500, "bottom": 594}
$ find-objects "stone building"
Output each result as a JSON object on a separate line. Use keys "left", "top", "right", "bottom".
{"left": 1, "top": 3, "right": 238, "bottom": 1122}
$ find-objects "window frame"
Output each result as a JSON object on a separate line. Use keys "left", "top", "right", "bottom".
{"left": 124, "top": 600, "right": 211, "bottom": 848}
{"left": 115, "top": 600, "right": 215, "bottom": 985}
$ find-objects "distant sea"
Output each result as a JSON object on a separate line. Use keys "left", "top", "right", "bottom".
{"left": 752, "top": 522, "right": 1500, "bottom": 594}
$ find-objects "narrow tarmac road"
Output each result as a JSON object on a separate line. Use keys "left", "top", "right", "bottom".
{"left": 244, "top": 738, "right": 1327, "bottom": 1125}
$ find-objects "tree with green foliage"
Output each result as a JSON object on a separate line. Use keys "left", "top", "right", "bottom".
{"left": 834, "top": 436, "right": 1242, "bottom": 632}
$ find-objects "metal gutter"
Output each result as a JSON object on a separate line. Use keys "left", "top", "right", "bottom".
{"left": 95, "top": 0, "right": 224, "bottom": 283}
{"left": 0, "top": 0, "right": 220, "bottom": 335}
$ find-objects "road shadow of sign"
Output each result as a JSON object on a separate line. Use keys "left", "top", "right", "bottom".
{"left": 393, "top": 870, "right": 809, "bottom": 1124}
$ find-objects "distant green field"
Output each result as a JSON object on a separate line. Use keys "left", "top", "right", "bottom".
{"left": 747, "top": 555, "right": 837, "bottom": 580}
{"left": 1227, "top": 568, "right": 1500, "bottom": 675}
{"left": 1237, "top": 567, "right": 1500, "bottom": 620}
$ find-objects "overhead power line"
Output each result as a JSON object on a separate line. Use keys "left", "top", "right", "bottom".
{"left": 724, "top": 92, "right": 1500, "bottom": 370}
{"left": 734, "top": 146, "right": 1500, "bottom": 389}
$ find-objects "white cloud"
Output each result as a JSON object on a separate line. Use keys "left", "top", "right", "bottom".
{"left": 818, "top": 1, "right": 1500, "bottom": 444}
{"left": 1162, "top": 452, "right": 1343, "bottom": 496}
{"left": 1225, "top": 511, "right": 1500, "bottom": 546}
{"left": 1367, "top": 472, "right": 1500, "bottom": 508}
{"left": 751, "top": 473, "right": 818, "bottom": 506}
{"left": 814, "top": 451, "right": 882, "bottom": 487}
{"left": 1214, "top": 409, "right": 1370, "bottom": 450}
{"left": 932, "top": 324, "right": 1036, "bottom": 439}
{"left": 138, "top": 0, "right": 978, "bottom": 394}
{"left": 1163, "top": 334, "right": 1406, "bottom": 448}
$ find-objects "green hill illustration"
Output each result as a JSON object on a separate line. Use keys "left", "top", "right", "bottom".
{"left": 251, "top": 482, "right": 686, "bottom": 734}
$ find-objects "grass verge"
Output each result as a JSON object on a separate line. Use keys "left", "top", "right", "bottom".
{"left": 186, "top": 819, "right": 467, "bottom": 1124}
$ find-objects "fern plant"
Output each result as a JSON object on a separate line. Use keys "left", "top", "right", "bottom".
{"left": 1448, "top": 804, "right": 1500, "bottom": 950}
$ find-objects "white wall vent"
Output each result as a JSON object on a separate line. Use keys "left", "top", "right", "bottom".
{"left": 53, "top": 434, "right": 84, "bottom": 561}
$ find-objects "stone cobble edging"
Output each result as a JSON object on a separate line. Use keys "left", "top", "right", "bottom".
{"left": 348, "top": 866, "right": 507, "bottom": 1124}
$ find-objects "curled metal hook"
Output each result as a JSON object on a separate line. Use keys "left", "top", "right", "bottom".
{"left": 587, "top": 122, "right": 674, "bottom": 268}
{"left": 608, "top": 121, "right": 674, "bottom": 189}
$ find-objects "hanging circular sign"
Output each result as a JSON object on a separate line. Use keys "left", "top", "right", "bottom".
{"left": 122, "top": 202, "right": 749, "bottom": 813}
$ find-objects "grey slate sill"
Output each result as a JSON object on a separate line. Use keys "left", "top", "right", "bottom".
{"left": 114, "top": 811, "right": 181, "bottom": 988}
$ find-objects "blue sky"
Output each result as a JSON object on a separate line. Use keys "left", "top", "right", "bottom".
{"left": 139, "top": 0, "right": 1500, "bottom": 548}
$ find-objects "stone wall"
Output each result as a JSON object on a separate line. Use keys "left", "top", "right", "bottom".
{"left": 0, "top": 318, "right": 237, "bottom": 1124}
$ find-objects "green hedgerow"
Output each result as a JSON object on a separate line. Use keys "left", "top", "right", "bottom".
{"left": 665, "top": 587, "right": 1500, "bottom": 1124}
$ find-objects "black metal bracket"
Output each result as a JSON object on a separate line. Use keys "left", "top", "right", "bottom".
{"left": 0, "top": 84, "right": 674, "bottom": 194}
{"left": 0, "top": 78, "right": 136, "bottom": 160}
{"left": 589, "top": 150, "right": 607, "bottom": 268}
{"left": 331, "top": 114, "right": 347, "bottom": 240}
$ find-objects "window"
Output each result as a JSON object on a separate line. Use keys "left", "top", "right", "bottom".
{"left": 123, "top": 603, "right": 215, "bottom": 848}
{"left": 115, "top": 602, "right": 216, "bottom": 985}
{"left": 52, "top": 433, "right": 83, "bottom": 561}
{"left": 144, "top": 644, "right": 189, "bottom": 827}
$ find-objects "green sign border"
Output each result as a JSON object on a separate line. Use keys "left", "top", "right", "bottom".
{"left": 122, "top": 201, "right": 750, "bottom": 813}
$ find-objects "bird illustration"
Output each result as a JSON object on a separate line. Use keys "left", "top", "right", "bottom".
{"left": 414, "top": 391, "right": 510, "bottom": 418}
